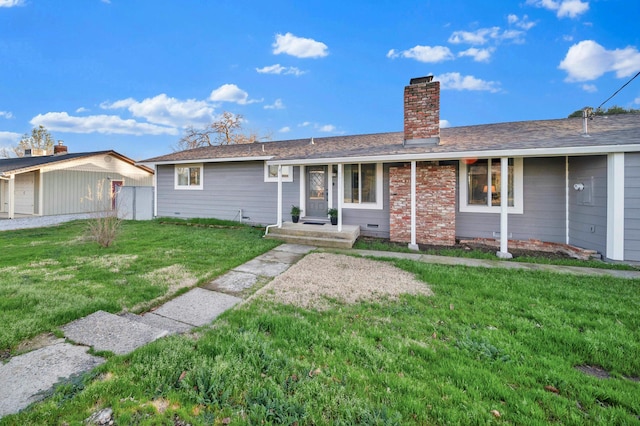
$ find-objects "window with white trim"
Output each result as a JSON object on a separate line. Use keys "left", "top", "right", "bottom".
{"left": 343, "top": 163, "right": 383, "bottom": 209}
{"left": 174, "top": 164, "right": 203, "bottom": 190}
{"left": 459, "top": 158, "right": 523, "bottom": 213}
{"left": 264, "top": 163, "right": 293, "bottom": 182}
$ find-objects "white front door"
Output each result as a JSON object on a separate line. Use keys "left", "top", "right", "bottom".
{"left": 15, "top": 172, "right": 35, "bottom": 214}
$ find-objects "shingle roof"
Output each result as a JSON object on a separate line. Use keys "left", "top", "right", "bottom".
{"left": 0, "top": 151, "right": 153, "bottom": 175}
{"left": 141, "top": 113, "right": 640, "bottom": 164}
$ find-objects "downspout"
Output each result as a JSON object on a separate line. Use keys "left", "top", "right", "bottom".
{"left": 565, "top": 156, "right": 570, "bottom": 244}
{"left": 264, "top": 164, "right": 284, "bottom": 237}
{"left": 153, "top": 164, "right": 158, "bottom": 218}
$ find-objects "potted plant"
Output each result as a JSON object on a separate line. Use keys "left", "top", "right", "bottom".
{"left": 290, "top": 205, "right": 301, "bottom": 223}
{"left": 327, "top": 208, "right": 338, "bottom": 225}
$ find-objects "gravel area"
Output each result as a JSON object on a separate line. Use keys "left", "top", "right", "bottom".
{"left": 249, "top": 252, "right": 432, "bottom": 310}
{"left": 0, "top": 213, "right": 92, "bottom": 231}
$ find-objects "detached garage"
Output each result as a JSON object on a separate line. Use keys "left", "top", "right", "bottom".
{"left": 0, "top": 144, "right": 153, "bottom": 219}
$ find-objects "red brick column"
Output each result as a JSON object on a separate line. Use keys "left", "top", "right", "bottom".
{"left": 389, "top": 163, "right": 456, "bottom": 246}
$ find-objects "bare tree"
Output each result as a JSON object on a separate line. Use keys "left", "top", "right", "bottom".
{"left": 174, "top": 111, "right": 270, "bottom": 151}
{"left": 1, "top": 125, "right": 55, "bottom": 158}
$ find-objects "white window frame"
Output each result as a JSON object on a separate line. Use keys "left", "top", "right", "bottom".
{"left": 174, "top": 164, "right": 203, "bottom": 190}
{"left": 459, "top": 158, "right": 524, "bottom": 214}
{"left": 343, "top": 162, "right": 383, "bottom": 210}
{"left": 264, "top": 163, "right": 293, "bottom": 182}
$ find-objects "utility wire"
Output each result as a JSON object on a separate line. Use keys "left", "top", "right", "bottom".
{"left": 596, "top": 71, "right": 640, "bottom": 111}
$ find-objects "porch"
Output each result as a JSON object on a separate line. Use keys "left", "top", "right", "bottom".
{"left": 265, "top": 221, "right": 360, "bottom": 248}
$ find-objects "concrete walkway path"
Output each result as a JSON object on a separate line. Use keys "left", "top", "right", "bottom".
{"left": 0, "top": 243, "right": 315, "bottom": 419}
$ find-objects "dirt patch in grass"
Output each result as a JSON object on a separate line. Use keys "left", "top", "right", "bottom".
{"left": 76, "top": 254, "right": 138, "bottom": 273}
{"left": 249, "top": 252, "right": 432, "bottom": 311}
{"left": 575, "top": 364, "right": 611, "bottom": 379}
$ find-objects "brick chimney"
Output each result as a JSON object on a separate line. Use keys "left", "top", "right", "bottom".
{"left": 54, "top": 140, "right": 68, "bottom": 155}
{"left": 404, "top": 76, "right": 440, "bottom": 146}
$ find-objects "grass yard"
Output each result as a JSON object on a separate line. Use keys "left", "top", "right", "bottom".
{"left": 0, "top": 219, "right": 279, "bottom": 354}
{"left": 3, "top": 252, "right": 639, "bottom": 424}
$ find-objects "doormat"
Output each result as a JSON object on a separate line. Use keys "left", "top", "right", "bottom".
{"left": 302, "top": 221, "right": 326, "bottom": 225}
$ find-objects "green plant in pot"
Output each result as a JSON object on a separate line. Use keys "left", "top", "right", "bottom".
{"left": 290, "top": 205, "right": 301, "bottom": 223}
{"left": 327, "top": 208, "right": 338, "bottom": 225}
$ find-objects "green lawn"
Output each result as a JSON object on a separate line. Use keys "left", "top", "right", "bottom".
{"left": 0, "top": 219, "right": 279, "bottom": 353}
{"left": 3, "top": 244, "right": 639, "bottom": 424}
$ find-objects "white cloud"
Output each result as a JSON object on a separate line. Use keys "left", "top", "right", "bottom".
{"left": 264, "top": 99, "right": 285, "bottom": 110}
{"left": 256, "top": 64, "right": 305, "bottom": 76}
{"left": 526, "top": 0, "right": 589, "bottom": 19}
{"left": 318, "top": 124, "right": 336, "bottom": 132}
{"left": 439, "top": 120, "right": 451, "bottom": 128}
{"left": 387, "top": 45, "right": 454, "bottom": 63}
{"left": 279, "top": 126, "right": 291, "bottom": 133}
{"left": 508, "top": 14, "right": 536, "bottom": 30}
{"left": 0, "top": 111, "right": 13, "bottom": 119}
{"left": 209, "top": 84, "right": 261, "bottom": 105}
{"left": 634, "top": 97, "right": 640, "bottom": 105}
{"left": 582, "top": 84, "right": 597, "bottom": 93}
{"left": 0, "top": 131, "right": 21, "bottom": 144}
{"left": 0, "top": 0, "right": 24, "bottom": 7}
{"left": 448, "top": 27, "right": 524, "bottom": 45}
{"left": 75, "top": 107, "right": 89, "bottom": 113}
{"left": 563, "top": 35, "right": 574, "bottom": 42}
{"left": 559, "top": 40, "right": 640, "bottom": 82}
{"left": 272, "top": 33, "right": 328, "bottom": 58}
{"left": 299, "top": 121, "right": 312, "bottom": 127}
{"left": 458, "top": 47, "right": 494, "bottom": 62}
{"left": 30, "top": 112, "right": 178, "bottom": 136}
{"left": 436, "top": 72, "right": 501, "bottom": 93}
{"left": 102, "top": 94, "right": 216, "bottom": 127}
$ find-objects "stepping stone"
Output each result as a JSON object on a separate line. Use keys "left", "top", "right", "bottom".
{"left": 233, "top": 258, "right": 291, "bottom": 277}
{"left": 204, "top": 271, "right": 259, "bottom": 293}
{"left": 0, "top": 342, "right": 103, "bottom": 417}
{"left": 120, "top": 312, "right": 192, "bottom": 335}
{"left": 62, "top": 310, "right": 169, "bottom": 355}
{"left": 273, "top": 243, "right": 316, "bottom": 254}
{"left": 255, "top": 250, "right": 306, "bottom": 264}
{"left": 151, "top": 288, "right": 241, "bottom": 327}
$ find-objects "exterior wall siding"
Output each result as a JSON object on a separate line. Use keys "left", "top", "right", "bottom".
{"left": 456, "top": 157, "right": 566, "bottom": 243}
{"left": 341, "top": 165, "right": 391, "bottom": 239}
{"left": 156, "top": 161, "right": 300, "bottom": 225}
{"left": 41, "top": 155, "right": 153, "bottom": 216}
{"left": 389, "top": 162, "right": 456, "bottom": 245}
{"left": 625, "top": 152, "right": 640, "bottom": 261}
{"left": 568, "top": 155, "right": 607, "bottom": 256}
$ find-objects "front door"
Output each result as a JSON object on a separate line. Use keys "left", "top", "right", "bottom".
{"left": 306, "top": 166, "right": 328, "bottom": 218}
{"left": 111, "top": 180, "right": 123, "bottom": 210}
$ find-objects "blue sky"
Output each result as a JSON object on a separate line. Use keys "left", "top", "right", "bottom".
{"left": 1, "top": 0, "right": 639, "bottom": 160}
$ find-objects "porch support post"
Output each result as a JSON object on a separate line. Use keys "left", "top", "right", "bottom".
{"left": 565, "top": 156, "right": 569, "bottom": 244}
{"left": 153, "top": 164, "right": 158, "bottom": 218}
{"left": 8, "top": 174, "right": 15, "bottom": 219}
{"left": 299, "top": 165, "right": 305, "bottom": 215}
{"left": 337, "top": 163, "right": 343, "bottom": 232}
{"left": 408, "top": 161, "right": 419, "bottom": 250}
{"left": 277, "top": 165, "right": 283, "bottom": 228}
{"left": 496, "top": 157, "right": 512, "bottom": 259}
{"left": 607, "top": 153, "right": 625, "bottom": 260}
{"left": 327, "top": 163, "right": 333, "bottom": 209}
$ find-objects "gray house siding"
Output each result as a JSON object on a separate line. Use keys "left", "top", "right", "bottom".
{"left": 156, "top": 161, "right": 300, "bottom": 225}
{"left": 456, "top": 157, "right": 566, "bottom": 243}
{"left": 341, "top": 164, "right": 391, "bottom": 239}
{"left": 625, "top": 153, "right": 640, "bottom": 261}
{"left": 568, "top": 155, "right": 607, "bottom": 255}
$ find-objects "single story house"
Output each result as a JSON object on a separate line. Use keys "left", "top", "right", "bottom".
{"left": 141, "top": 76, "right": 640, "bottom": 262}
{"left": 0, "top": 143, "right": 154, "bottom": 219}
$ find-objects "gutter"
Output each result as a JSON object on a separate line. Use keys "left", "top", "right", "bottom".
{"left": 266, "top": 144, "right": 640, "bottom": 166}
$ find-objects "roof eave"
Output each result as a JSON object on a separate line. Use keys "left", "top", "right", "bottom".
{"left": 267, "top": 144, "right": 640, "bottom": 165}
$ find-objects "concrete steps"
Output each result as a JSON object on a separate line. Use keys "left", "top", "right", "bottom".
{"left": 265, "top": 222, "right": 360, "bottom": 248}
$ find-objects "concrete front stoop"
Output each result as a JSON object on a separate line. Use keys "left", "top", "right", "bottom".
{"left": 265, "top": 222, "right": 360, "bottom": 248}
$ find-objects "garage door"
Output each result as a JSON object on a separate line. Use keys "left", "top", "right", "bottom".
{"left": 15, "top": 172, "right": 35, "bottom": 214}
